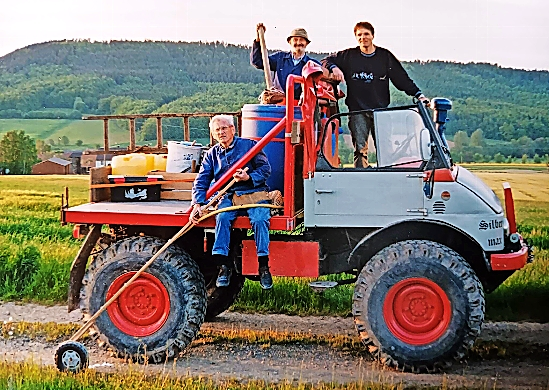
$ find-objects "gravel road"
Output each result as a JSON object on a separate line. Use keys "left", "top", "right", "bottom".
{"left": 1, "top": 303, "right": 549, "bottom": 389}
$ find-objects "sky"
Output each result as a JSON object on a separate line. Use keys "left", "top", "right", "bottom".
{"left": 0, "top": 0, "right": 548, "bottom": 71}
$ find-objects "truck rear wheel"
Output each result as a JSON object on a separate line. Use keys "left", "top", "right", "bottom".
{"left": 353, "top": 240, "right": 484, "bottom": 371}
{"left": 80, "top": 236, "right": 207, "bottom": 363}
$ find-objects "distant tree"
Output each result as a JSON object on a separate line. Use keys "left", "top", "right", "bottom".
{"left": 35, "top": 139, "right": 51, "bottom": 154}
{"left": 47, "top": 138, "right": 56, "bottom": 146}
{"left": 533, "top": 154, "right": 541, "bottom": 163}
{"left": 494, "top": 152, "right": 504, "bottom": 163}
{"left": 452, "top": 131, "right": 469, "bottom": 152}
{"left": 73, "top": 97, "right": 88, "bottom": 112}
{"left": 470, "top": 129, "right": 485, "bottom": 147}
{"left": 0, "top": 130, "right": 39, "bottom": 174}
{"left": 61, "top": 136, "right": 70, "bottom": 146}
{"left": 521, "top": 154, "right": 529, "bottom": 164}
{"left": 75, "top": 139, "right": 83, "bottom": 146}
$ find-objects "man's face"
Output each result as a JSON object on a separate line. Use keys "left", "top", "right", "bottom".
{"left": 355, "top": 27, "right": 374, "bottom": 50}
{"left": 211, "top": 121, "right": 235, "bottom": 147}
{"left": 289, "top": 37, "right": 308, "bottom": 57}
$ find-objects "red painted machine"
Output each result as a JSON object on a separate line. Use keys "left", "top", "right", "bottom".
{"left": 62, "top": 71, "right": 531, "bottom": 371}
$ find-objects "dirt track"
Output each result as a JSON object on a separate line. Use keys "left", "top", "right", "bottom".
{"left": 1, "top": 303, "right": 549, "bottom": 389}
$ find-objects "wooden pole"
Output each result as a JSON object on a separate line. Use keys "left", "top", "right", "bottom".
{"left": 102, "top": 119, "right": 109, "bottom": 153}
{"left": 129, "top": 118, "right": 136, "bottom": 151}
{"left": 156, "top": 117, "right": 163, "bottom": 148}
{"left": 257, "top": 26, "right": 273, "bottom": 89}
{"left": 184, "top": 116, "right": 190, "bottom": 141}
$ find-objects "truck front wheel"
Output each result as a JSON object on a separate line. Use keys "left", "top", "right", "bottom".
{"left": 353, "top": 240, "right": 484, "bottom": 371}
{"left": 80, "top": 236, "right": 207, "bottom": 363}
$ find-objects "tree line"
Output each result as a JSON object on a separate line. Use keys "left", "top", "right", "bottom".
{"left": 0, "top": 40, "right": 548, "bottom": 159}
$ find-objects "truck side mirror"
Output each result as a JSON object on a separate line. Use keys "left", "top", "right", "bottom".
{"left": 420, "top": 129, "right": 431, "bottom": 161}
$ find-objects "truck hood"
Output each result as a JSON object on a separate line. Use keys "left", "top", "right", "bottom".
{"left": 455, "top": 166, "right": 503, "bottom": 214}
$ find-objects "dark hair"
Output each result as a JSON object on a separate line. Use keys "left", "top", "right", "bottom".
{"left": 354, "top": 22, "right": 374, "bottom": 36}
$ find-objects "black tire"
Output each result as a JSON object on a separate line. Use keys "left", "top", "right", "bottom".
{"left": 55, "top": 341, "right": 89, "bottom": 373}
{"left": 80, "top": 236, "right": 207, "bottom": 363}
{"left": 353, "top": 240, "right": 484, "bottom": 372}
{"left": 204, "top": 271, "right": 245, "bottom": 321}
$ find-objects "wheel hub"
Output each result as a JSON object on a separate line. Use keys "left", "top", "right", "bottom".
{"left": 106, "top": 272, "right": 170, "bottom": 337}
{"left": 61, "top": 350, "right": 81, "bottom": 371}
{"left": 383, "top": 277, "right": 451, "bottom": 345}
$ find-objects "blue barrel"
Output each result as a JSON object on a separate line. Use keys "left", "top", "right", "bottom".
{"left": 241, "top": 104, "right": 302, "bottom": 194}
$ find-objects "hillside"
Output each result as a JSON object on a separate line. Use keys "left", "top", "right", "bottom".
{"left": 0, "top": 40, "right": 548, "bottom": 156}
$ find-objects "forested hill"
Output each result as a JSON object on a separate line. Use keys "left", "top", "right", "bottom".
{"left": 1, "top": 40, "right": 549, "bottom": 146}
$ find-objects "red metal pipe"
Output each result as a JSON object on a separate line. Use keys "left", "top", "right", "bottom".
{"left": 204, "top": 118, "right": 287, "bottom": 200}
{"left": 503, "top": 182, "right": 517, "bottom": 233}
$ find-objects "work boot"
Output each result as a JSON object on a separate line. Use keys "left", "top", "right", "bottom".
{"left": 216, "top": 265, "right": 232, "bottom": 288}
{"left": 259, "top": 266, "right": 273, "bottom": 290}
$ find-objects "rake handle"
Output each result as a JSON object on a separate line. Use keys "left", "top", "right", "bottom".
{"left": 257, "top": 26, "right": 273, "bottom": 90}
{"left": 70, "top": 177, "right": 238, "bottom": 342}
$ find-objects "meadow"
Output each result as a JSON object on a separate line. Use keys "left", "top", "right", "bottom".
{"left": 0, "top": 168, "right": 547, "bottom": 321}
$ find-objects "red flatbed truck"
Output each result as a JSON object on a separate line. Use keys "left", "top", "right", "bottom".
{"left": 62, "top": 73, "right": 530, "bottom": 371}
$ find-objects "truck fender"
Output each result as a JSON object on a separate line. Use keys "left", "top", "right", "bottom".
{"left": 68, "top": 224, "right": 102, "bottom": 312}
{"left": 347, "top": 219, "right": 489, "bottom": 279}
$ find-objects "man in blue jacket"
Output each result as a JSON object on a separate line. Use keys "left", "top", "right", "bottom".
{"left": 251, "top": 24, "right": 321, "bottom": 98}
{"left": 190, "top": 115, "right": 273, "bottom": 289}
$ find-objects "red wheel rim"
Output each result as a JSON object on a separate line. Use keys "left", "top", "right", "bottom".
{"left": 383, "top": 277, "right": 451, "bottom": 345}
{"left": 106, "top": 272, "right": 170, "bottom": 337}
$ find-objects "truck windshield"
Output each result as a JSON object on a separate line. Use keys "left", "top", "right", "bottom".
{"left": 374, "top": 108, "right": 425, "bottom": 168}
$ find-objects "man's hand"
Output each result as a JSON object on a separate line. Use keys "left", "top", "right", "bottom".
{"left": 256, "top": 23, "right": 266, "bottom": 40}
{"left": 330, "top": 67, "right": 344, "bottom": 82}
{"left": 190, "top": 203, "right": 203, "bottom": 225}
{"left": 233, "top": 167, "right": 250, "bottom": 182}
{"left": 418, "top": 94, "right": 431, "bottom": 107}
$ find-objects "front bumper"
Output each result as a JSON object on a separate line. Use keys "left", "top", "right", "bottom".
{"left": 490, "top": 239, "right": 532, "bottom": 271}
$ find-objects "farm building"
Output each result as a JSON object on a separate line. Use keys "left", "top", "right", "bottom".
{"left": 31, "top": 157, "right": 72, "bottom": 175}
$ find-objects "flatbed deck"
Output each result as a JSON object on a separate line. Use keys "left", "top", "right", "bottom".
{"left": 63, "top": 201, "right": 299, "bottom": 230}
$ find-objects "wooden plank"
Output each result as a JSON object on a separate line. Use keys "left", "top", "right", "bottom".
{"left": 160, "top": 190, "right": 192, "bottom": 201}
{"left": 90, "top": 166, "right": 112, "bottom": 202}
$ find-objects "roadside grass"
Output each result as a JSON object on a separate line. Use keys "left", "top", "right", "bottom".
{"left": 0, "top": 174, "right": 548, "bottom": 321}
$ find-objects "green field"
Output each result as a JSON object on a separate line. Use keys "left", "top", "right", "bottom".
{"left": 0, "top": 119, "right": 129, "bottom": 147}
{"left": 0, "top": 171, "right": 547, "bottom": 321}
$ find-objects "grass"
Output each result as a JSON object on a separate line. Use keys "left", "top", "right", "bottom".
{"left": 0, "top": 172, "right": 548, "bottom": 321}
{"left": 0, "top": 118, "right": 128, "bottom": 148}
{"left": 0, "top": 361, "right": 423, "bottom": 390}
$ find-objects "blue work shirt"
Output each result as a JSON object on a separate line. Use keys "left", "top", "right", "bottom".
{"left": 192, "top": 137, "right": 271, "bottom": 205}
{"left": 250, "top": 40, "right": 321, "bottom": 97}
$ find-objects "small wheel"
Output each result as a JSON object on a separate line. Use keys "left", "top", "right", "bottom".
{"left": 55, "top": 341, "right": 89, "bottom": 373}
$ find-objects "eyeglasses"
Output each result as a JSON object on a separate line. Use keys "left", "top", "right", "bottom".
{"left": 213, "top": 125, "right": 232, "bottom": 133}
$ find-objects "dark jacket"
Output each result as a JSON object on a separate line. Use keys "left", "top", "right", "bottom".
{"left": 322, "top": 46, "right": 421, "bottom": 110}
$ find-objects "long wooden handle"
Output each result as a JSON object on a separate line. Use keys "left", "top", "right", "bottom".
{"left": 258, "top": 26, "right": 273, "bottom": 90}
{"left": 69, "top": 177, "right": 238, "bottom": 342}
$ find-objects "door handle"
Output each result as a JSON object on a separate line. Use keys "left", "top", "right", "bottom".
{"left": 315, "top": 189, "right": 334, "bottom": 194}
{"left": 406, "top": 173, "right": 427, "bottom": 178}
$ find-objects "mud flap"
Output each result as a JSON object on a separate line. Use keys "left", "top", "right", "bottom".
{"left": 68, "top": 224, "right": 102, "bottom": 312}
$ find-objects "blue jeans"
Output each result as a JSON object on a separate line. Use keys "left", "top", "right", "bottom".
{"left": 212, "top": 195, "right": 271, "bottom": 257}
{"left": 349, "top": 113, "right": 375, "bottom": 168}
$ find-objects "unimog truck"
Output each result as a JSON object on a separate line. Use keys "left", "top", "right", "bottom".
{"left": 61, "top": 72, "right": 531, "bottom": 371}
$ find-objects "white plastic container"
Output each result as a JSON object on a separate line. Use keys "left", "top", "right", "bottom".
{"left": 165, "top": 141, "right": 202, "bottom": 173}
{"left": 111, "top": 154, "right": 148, "bottom": 176}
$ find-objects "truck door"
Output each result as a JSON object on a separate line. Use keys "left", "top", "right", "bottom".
{"left": 307, "top": 108, "right": 428, "bottom": 228}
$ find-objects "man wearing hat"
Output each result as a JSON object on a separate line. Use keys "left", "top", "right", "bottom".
{"left": 251, "top": 24, "right": 321, "bottom": 98}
